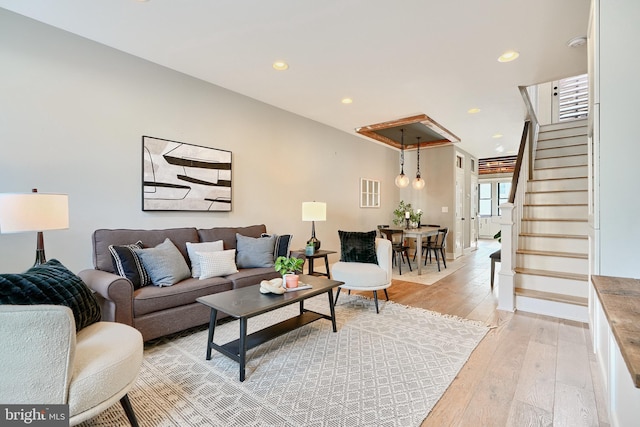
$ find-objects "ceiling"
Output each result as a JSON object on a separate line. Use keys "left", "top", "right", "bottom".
{"left": 0, "top": 0, "right": 590, "bottom": 159}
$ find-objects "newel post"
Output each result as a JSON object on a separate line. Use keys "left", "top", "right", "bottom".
{"left": 497, "top": 202, "right": 516, "bottom": 311}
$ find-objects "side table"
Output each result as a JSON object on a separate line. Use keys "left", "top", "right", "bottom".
{"left": 293, "top": 249, "right": 336, "bottom": 279}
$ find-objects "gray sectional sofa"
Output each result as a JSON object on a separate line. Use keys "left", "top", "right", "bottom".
{"left": 78, "top": 224, "right": 290, "bottom": 341}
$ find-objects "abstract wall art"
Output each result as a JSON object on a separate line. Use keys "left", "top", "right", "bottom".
{"left": 142, "top": 136, "right": 232, "bottom": 211}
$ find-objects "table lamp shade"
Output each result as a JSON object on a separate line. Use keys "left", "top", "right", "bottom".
{"left": 0, "top": 193, "right": 69, "bottom": 233}
{"left": 301, "top": 202, "right": 326, "bottom": 222}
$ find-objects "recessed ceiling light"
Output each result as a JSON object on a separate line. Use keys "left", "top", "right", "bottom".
{"left": 341, "top": 98, "right": 353, "bottom": 104}
{"left": 492, "top": 133, "right": 503, "bottom": 139}
{"left": 272, "top": 61, "right": 289, "bottom": 71}
{"left": 498, "top": 50, "right": 519, "bottom": 62}
{"left": 467, "top": 108, "right": 481, "bottom": 114}
{"left": 567, "top": 36, "right": 587, "bottom": 48}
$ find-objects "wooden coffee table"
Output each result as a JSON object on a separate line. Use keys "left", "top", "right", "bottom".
{"left": 196, "top": 274, "right": 343, "bottom": 381}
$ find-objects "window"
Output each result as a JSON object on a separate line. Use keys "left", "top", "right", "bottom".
{"left": 498, "top": 182, "right": 511, "bottom": 214}
{"left": 478, "top": 183, "right": 491, "bottom": 216}
{"left": 360, "top": 178, "right": 380, "bottom": 208}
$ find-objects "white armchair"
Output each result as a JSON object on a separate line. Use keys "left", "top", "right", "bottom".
{"left": 332, "top": 238, "right": 393, "bottom": 313}
{"left": 0, "top": 305, "right": 143, "bottom": 426}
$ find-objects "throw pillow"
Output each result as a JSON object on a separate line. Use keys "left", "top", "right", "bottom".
{"left": 198, "top": 250, "right": 239, "bottom": 279}
{"left": 186, "top": 240, "right": 224, "bottom": 278}
{"left": 0, "top": 259, "right": 102, "bottom": 331}
{"left": 235, "top": 233, "right": 276, "bottom": 268}
{"left": 338, "top": 230, "right": 378, "bottom": 264}
{"left": 109, "top": 241, "right": 150, "bottom": 289}
{"left": 134, "top": 238, "right": 191, "bottom": 287}
{"left": 262, "top": 233, "right": 293, "bottom": 260}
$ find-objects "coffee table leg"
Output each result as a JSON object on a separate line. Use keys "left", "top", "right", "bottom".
{"left": 327, "top": 290, "right": 337, "bottom": 332}
{"left": 239, "top": 317, "right": 247, "bottom": 382}
{"left": 206, "top": 308, "right": 217, "bottom": 360}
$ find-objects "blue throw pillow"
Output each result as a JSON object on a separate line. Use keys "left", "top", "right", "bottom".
{"left": 0, "top": 259, "right": 102, "bottom": 331}
{"left": 338, "top": 230, "right": 378, "bottom": 264}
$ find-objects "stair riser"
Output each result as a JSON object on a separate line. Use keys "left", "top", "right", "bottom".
{"left": 538, "top": 127, "right": 587, "bottom": 140}
{"left": 523, "top": 205, "right": 587, "bottom": 219}
{"left": 537, "top": 134, "right": 587, "bottom": 149}
{"left": 535, "top": 154, "right": 587, "bottom": 169}
{"left": 528, "top": 178, "right": 587, "bottom": 192}
{"left": 539, "top": 120, "right": 587, "bottom": 132}
{"left": 521, "top": 220, "right": 588, "bottom": 235}
{"left": 519, "top": 236, "right": 588, "bottom": 253}
{"left": 516, "top": 253, "right": 587, "bottom": 274}
{"left": 526, "top": 191, "right": 587, "bottom": 204}
{"left": 533, "top": 166, "right": 587, "bottom": 180}
{"left": 515, "top": 274, "right": 588, "bottom": 298}
{"left": 515, "top": 296, "right": 588, "bottom": 323}
{"left": 536, "top": 144, "right": 587, "bottom": 159}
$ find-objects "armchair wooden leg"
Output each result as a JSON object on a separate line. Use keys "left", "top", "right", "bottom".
{"left": 120, "top": 394, "right": 139, "bottom": 427}
{"left": 383, "top": 289, "right": 389, "bottom": 301}
{"left": 372, "top": 290, "right": 380, "bottom": 313}
{"left": 334, "top": 287, "right": 342, "bottom": 306}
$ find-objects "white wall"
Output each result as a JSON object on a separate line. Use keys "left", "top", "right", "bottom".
{"left": 0, "top": 10, "right": 400, "bottom": 273}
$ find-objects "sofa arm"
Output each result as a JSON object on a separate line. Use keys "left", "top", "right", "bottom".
{"left": 375, "top": 238, "right": 393, "bottom": 283}
{"left": 0, "top": 305, "right": 75, "bottom": 404}
{"left": 78, "top": 269, "right": 135, "bottom": 326}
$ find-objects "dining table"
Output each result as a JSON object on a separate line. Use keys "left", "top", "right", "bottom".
{"left": 383, "top": 226, "right": 440, "bottom": 275}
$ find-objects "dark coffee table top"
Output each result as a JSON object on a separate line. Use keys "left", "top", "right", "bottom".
{"left": 196, "top": 274, "right": 342, "bottom": 318}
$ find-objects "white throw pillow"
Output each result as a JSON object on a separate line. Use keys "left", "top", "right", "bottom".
{"left": 186, "top": 240, "right": 224, "bottom": 278}
{"left": 198, "top": 249, "right": 238, "bottom": 279}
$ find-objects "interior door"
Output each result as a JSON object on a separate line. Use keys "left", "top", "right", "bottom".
{"left": 470, "top": 175, "right": 478, "bottom": 249}
{"left": 454, "top": 154, "right": 464, "bottom": 258}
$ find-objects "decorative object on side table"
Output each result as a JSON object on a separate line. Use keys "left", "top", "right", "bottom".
{"left": 274, "top": 255, "right": 304, "bottom": 288}
{"left": 302, "top": 201, "right": 326, "bottom": 251}
{"left": 0, "top": 188, "right": 69, "bottom": 267}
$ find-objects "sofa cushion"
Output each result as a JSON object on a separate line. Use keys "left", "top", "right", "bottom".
{"left": 198, "top": 249, "right": 239, "bottom": 279}
{"left": 332, "top": 261, "right": 389, "bottom": 289}
{"left": 236, "top": 233, "right": 276, "bottom": 268}
{"left": 338, "top": 230, "right": 378, "bottom": 264}
{"left": 0, "top": 259, "right": 102, "bottom": 331}
{"left": 197, "top": 224, "right": 267, "bottom": 250}
{"left": 186, "top": 240, "right": 224, "bottom": 278}
{"left": 133, "top": 276, "right": 232, "bottom": 317}
{"left": 262, "top": 233, "right": 293, "bottom": 260}
{"left": 134, "top": 238, "right": 191, "bottom": 287}
{"left": 93, "top": 228, "right": 198, "bottom": 273}
{"left": 225, "top": 267, "right": 281, "bottom": 290}
{"left": 109, "top": 241, "right": 150, "bottom": 289}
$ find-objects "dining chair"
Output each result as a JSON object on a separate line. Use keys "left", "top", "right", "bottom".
{"left": 380, "top": 228, "right": 412, "bottom": 274}
{"left": 427, "top": 228, "right": 449, "bottom": 271}
{"left": 412, "top": 224, "right": 441, "bottom": 265}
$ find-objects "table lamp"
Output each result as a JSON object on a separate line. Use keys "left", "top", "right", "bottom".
{"left": 302, "top": 201, "right": 326, "bottom": 252}
{"left": 0, "top": 189, "right": 69, "bottom": 266}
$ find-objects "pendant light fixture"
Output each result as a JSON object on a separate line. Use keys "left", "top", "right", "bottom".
{"left": 412, "top": 136, "right": 425, "bottom": 190}
{"left": 395, "top": 128, "right": 410, "bottom": 188}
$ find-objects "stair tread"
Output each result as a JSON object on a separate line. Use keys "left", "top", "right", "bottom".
{"left": 529, "top": 176, "right": 587, "bottom": 182}
{"left": 523, "top": 203, "right": 587, "bottom": 207}
{"left": 515, "top": 267, "right": 589, "bottom": 281}
{"left": 537, "top": 143, "right": 587, "bottom": 151}
{"left": 535, "top": 164, "right": 588, "bottom": 171}
{"left": 515, "top": 287, "right": 588, "bottom": 306}
{"left": 520, "top": 233, "right": 588, "bottom": 239}
{"left": 522, "top": 217, "right": 587, "bottom": 222}
{"left": 536, "top": 153, "right": 587, "bottom": 160}
{"left": 526, "top": 189, "right": 587, "bottom": 194}
{"left": 517, "top": 249, "right": 587, "bottom": 259}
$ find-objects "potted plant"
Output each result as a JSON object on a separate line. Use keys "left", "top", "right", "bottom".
{"left": 393, "top": 200, "right": 413, "bottom": 226}
{"left": 274, "top": 256, "right": 304, "bottom": 288}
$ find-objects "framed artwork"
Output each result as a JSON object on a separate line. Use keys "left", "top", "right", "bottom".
{"left": 142, "top": 136, "right": 232, "bottom": 211}
{"left": 360, "top": 178, "right": 380, "bottom": 208}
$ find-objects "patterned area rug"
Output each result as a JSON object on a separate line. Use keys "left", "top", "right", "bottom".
{"left": 391, "top": 257, "right": 465, "bottom": 285}
{"left": 79, "top": 294, "right": 488, "bottom": 427}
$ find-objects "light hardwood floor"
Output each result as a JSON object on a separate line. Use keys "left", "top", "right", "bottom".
{"left": 375, "top": 239, "right": 608, "bottom": 427}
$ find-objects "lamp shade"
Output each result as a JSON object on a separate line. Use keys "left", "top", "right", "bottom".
{"left": 0, "top": 193, "right": 69, "bottom": 233}
{"left": 302, "top": 202, "right": 326, "bottom": 222}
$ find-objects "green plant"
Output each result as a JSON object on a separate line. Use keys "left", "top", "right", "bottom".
{"left": 392, "top": 200, "right": 413, "bottom": 226}
{"left": 274, "top": 256, "right": 304, "bottom": 275}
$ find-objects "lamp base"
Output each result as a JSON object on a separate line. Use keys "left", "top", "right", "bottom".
{"left": 307, "top": 237, "right": 321, "bottom": 252}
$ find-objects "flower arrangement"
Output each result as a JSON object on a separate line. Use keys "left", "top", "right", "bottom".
{"left": 393, "top": 201, "right": 422, "bottom": 227}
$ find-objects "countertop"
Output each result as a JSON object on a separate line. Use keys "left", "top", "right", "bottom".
{"left": 591, "top": 275, "right": 640, "bottom": 388}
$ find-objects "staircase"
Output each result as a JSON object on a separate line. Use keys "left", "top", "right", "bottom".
{"left": 514, "top": 119, "right": 589, "bottom": 322}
